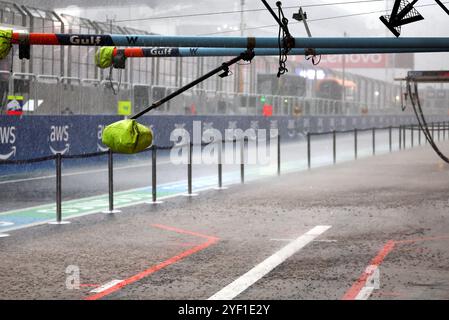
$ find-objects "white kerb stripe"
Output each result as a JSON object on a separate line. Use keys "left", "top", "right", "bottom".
{"left": 208, "top": 225, "right": 332, "bottom": 300}
{"left": 90, "top": 279, "right": 123, "bottom": 293}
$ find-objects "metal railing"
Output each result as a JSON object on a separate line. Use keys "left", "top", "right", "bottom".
{"left": 2, "top": 73, "right": 418, "bottom": 116}
{"left": 1, "top": 122, "right": 448, "bottom": 231}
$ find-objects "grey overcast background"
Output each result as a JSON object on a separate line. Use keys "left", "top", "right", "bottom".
{"left": 16, "top": 1, "right": 449, "bottom": 79}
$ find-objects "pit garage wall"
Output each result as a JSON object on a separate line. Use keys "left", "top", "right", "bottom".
{"left": 0, "top": 114, "right": 443, "bottom": 163}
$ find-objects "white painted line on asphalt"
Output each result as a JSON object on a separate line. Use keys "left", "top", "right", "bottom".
{"left": 270, "top": 238, "right": 337, "bottom": 243}
{"left": 355, "top": 286, "right": 375, "bottom": 300}
{"left": 90, "top": 279, "right": 123, "bottom": 294}
{"left": 209, "top": 225, "right": 332, "bottom": 300}
{"left": 0, "top": 222, "right": 14, "bottom": 227}
{"left": 354, "top": 265, "right": 379, "bottom": 300}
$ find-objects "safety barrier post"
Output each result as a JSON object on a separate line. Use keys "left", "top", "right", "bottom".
{"left": 411, "top": 125, "right": 414, "bottom": 148}
{"left": 333, "top": 130, "right": 337, "bottom": 164}
{"left": 354, "top": 128, "right": 358, "bottom": 160}
{"left": 432, "top": 122, "right": 435, "bottom": 140}
{"left": 419, "top": 125, "right": 422, "bottom": 145}
{"left": 149, "top": 145, "right": 164, "bottom": 203}
{"left": 438, "top": 122, "right": 441, "bottom": 141}
{"left": 102, "top": 149, "right": 121, "bottom": 213}
{"left": 399, "top": 125, "right": 402, "bottom": 150}
{"left": 277, "top": 134, "right": 281, "bottom": 176}
{"left": 425, "top": 124, "right": 428, "bottom": 145}
{"left": 403, "top": 125, "right": 406, "bottom": 149}
{"left": 215, "top": 140, "right": 228, "bottom": 190}
{"left": 389, "top": 126, "right": 392, "bottom": 152}
{"left": 443, "top": 122, "right": 447, "bottom": 141}
{"left": 307, "top": 132, "right": 311, "bottom": 169}
{"left": 183, "top": 143, "right": 198, "bottom": 197}
{"left": 372, "top": 128, "right": 376, "bottom": 155}
{"left": 240, "top": 138, "right": 245, "bottom": 183}
{"left": 49, "top": 153, "right": 70, "bottom": 225}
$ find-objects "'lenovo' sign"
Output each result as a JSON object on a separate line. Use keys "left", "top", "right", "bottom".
{"left": 319, "top": 54, "right": 387, "bottom": 68}
{"left": 317, "top": 53, "right": 414, "bottom": 69}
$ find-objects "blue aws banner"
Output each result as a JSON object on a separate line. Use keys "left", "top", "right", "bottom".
{"left": 0, "top": 114, "right": 439, "bottom": 163}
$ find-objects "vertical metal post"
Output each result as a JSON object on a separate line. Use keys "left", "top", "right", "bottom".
{"left": 403, "top": 125, "right": 406, "bottom": 149}
{"left": 49, "top": 153, "right": 70, "bottom": 225}
{"left": 153, "top": 146, "right": 157, "bottom": 202}
{"left": 183, "top": 142, "right": 198, "bottom": 197}
{"left": 425, "top": 124, "right": 428, "bottom": 145}
{"left": 372, "top": 127, "right": 376, "bottom": 155}
{"left": 188, "top": 143, "right": 192, "bottom": 194}
{"left": 354, "top": 128, "right": 358, "bottom": 160}
{"left": 218, "top": 140, "right": 223, "bottom": 187}
{"left": 432, "top": 122, "right": 435, "bottom": 140}
{"left": 103, "top": 150, "right": 121, "bottom": 212}
{"left": 411, "top": 125, "right": 414, "bottom": 148}
{"left": 418, "top": 125, "right": 421, "bottom": 145}
{"left": 108, "top": 149, "right": 113, "bottom": 211}
{"left": 399, "top": 125, "right": 402, "bottom": 150}
{"left": 333, "top": 130, "right": 336, "bottom": 164}
{"left": 56, "top": 153, "right": 62, "bottom": 222}
{"left": 389, "top": 126, "right": 392, "bottom": 152}
{"left": 215, "top": 140, "right": 228, "bottom": 190}
{"left": 307, "top": 132, "right": 311, "bottom": 169}
{"left": 148, "top": 145, "right": 164, "bottom": 203}
{"left": 443, "top": 121, "right": 447, "bottom": 140}
{"left": 277, "top": 134, "right": 281, "bottom": 176}
{"left": 240, "top": 138, "right": 245, "bottom": 183}
{"left": 438, "top": 122, "right": 441, "bottom": 141}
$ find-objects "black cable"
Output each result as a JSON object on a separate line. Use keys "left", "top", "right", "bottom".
{"left": 407, "top": 81, "right": 449, "bottom": 163}
{"left": 262, "top": 0, "right": 292, "bottom": 77}
{"left": 114, "top": 0, "right": 386, "bottom": 23}
{"left": 200, "top": 0, "right": 449, "bottom": 36}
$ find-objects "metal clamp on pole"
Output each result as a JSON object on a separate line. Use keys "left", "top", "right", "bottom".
{"left": 215, "top": 140, "right": 228, "bottom": 190}
{"left": 183, "top": 143, "right": 198, "bottom": 197}
{"left": 149, "top": 145, "right": 164, "bottom": 204}
{"left": 49, "top": 153, "right": 70, "bottom": 225}
{"left": 102, "top": 149, "right": 121, "bottom": 213}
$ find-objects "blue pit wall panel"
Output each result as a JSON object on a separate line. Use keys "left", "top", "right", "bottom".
{"left": 0, "top": 114, "right": 439, "bottom": 175}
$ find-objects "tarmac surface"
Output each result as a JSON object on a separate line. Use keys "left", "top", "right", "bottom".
{"left": 1, "top": 136, "right": 449, "bottom": 300}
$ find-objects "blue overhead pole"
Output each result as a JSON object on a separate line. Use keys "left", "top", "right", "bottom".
{"left": 13, "top": 32, "right": 449, "bottom": 51}
{"left": 122, "top": 47, "right": 449, "bottom": 58}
